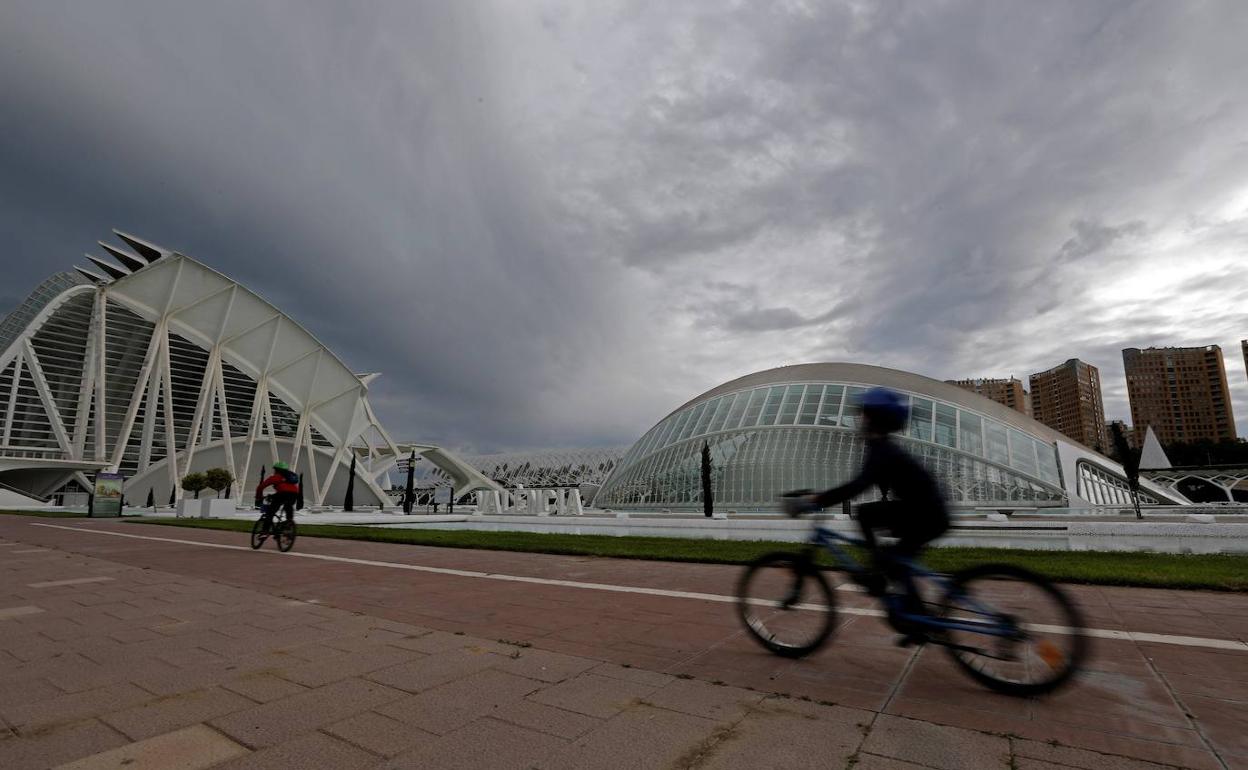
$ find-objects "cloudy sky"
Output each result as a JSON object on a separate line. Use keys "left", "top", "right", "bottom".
{"left": 3, "top": 1, "right": 1247, "bottom": 452}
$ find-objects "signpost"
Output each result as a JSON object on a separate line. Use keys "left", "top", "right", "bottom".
{"left": 92, "top": 472, "right": 125, "bottom": 517}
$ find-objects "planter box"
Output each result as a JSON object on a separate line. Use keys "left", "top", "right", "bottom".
{"left": 200, "top": 498, "right": 236, "bottom": 519}
{"left": 176, "top": 498, "right": 195, "bottom": 518}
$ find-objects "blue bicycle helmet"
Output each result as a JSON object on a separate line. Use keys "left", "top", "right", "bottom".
{"left": 858, "top": 387, "right": 908, "bottom": 433}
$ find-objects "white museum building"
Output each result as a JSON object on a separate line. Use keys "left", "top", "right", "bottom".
{"left": 0, "top": 232, "right": 499, "bottom": 508}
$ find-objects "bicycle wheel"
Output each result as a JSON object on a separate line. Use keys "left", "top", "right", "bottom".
{"left": 274, "top": 519, "right": 296, "bottom": 552}
{"left": 939, "top": 564, "right": 1087, "bottom": 696}
{"left": 737, "top": 552, "right": 837, "bottom": 658}
{"left": 250, "top": 516, "right": 270, "bottom": 549}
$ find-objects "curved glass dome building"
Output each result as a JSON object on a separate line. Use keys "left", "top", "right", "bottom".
{"left": 595, "top": 363, "right": 1184, "bottom": 511}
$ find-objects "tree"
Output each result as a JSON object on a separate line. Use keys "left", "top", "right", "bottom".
{"left": 1110, "top": 423, "right": 1142, "bottom": 520}
{"left": 343, "top": 454, "right": 356, "bottom": 512}
{"left": 403, "top": 450, "right": 416, "bottom": 514}
{"left": 181, "top": 472, "right": 207, "bottom": 500}
{"left": 701, "top": 441, "right": 713, "bottom": 518}
{"left": 203, "top": 468, "right": 234, "bottom": 499}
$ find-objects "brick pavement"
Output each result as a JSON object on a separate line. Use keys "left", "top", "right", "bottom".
{"left": 0, "top": 514, "right": 1244, "bottom": 769}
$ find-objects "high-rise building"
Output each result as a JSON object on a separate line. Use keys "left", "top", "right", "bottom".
{"left": 1029, "top": 359, "right": 1108, "bottom": 450}
{"left": 946, "top": 377, "right": 1028, "bottom": 415}
{"left": 1122, "top": 345, "right": 1237, "bottom": 444}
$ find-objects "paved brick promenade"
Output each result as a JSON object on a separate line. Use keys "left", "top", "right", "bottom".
{"left": 0, "top": 514, "right": 1245, "bottom": 769}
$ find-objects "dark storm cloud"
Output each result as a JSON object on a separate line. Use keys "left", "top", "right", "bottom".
{"left": 3, "top": 1, "right": 1248, "bottom": 448}
{"left": 1056, "top": 219, "right": 1147, "bottom": 263}
{"left": 0, "top": 0, "right": 636, "bottom": 451}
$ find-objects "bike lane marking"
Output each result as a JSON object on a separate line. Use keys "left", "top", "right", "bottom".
{"left": 29, "top": 522, "right": 1248, "bottom": 654}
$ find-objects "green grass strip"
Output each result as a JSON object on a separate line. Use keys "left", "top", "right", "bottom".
{"left": 112, "top": 516, "right": 1248, "bottom": 593}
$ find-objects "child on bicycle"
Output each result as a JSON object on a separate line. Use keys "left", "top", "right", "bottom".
{"left": 255, "top": 461, "right": 300, "bottom": 522}
{"left": 789, "top": 387, "right": 950, "bottom": 636}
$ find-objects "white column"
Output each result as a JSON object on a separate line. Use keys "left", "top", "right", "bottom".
{"left": 93, "top": 291, "right": 108, "bottom": 461}
{"left": 2, "top": 353, "right": 23, "bottom": 447}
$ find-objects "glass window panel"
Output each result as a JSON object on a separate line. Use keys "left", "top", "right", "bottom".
{"left": 818, "top": 385, "right": 844, "bottom": 426}
{"left": 909, "top": 397, "right": 933, "bottom": 442}
{"left": 1035, "top": 439, "right": 1060, "bottom": 483}
{"left": 777, "top": 384, "right": 804, "bottom": 425}
{"left": 933, "top": 403, "right": 957, "bottom": 447}
{"left": 652, "top": 418, "right": 676, "bottom": 452}
{"left": 740, "top": 387, "right": 768, "bottom": 428}
{"left": 758, "top": 386, "right": 786, "bottom": 426}
{"left": 665, "top": 410, "right": 692, "bottom": 447}
{"left": 676, "top": 403, "right": 706, "bottom": 442}
{"left": 841, "top": 386, "right": 867, "bottom": 429}
{"left": 1008, "top": 429, "right": 1039, "bottom": 476}
{"left": 691, "top": 398, "right": 717, "bottom": 437}
{"left": 725, "top": 391, "right": 750, "bottom": 430}
{"left": 957, "top": 410, "right": 983, "bottom": 456}
{"left": 706, "top": 393, "right": 735, "bottom": 433}
{"left": 985, "top": 420, "right": 1009, "bottom": 465}
{"left": 797, "top": 385, "right": 822, "bottom": 425}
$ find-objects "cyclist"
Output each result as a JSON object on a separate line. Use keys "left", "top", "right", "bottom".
{"left": 255, "top": 461, "right": 300, "bottom": 523}
{"left": 790, "top": 387, "right": 950, "bottom": 636}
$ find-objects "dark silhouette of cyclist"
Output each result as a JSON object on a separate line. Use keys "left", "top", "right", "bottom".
{"left": 791, "top": 387, "right": 950, "bottom": 635}
{"left": 255, "top": 461, "right": 300, "bottom": 521}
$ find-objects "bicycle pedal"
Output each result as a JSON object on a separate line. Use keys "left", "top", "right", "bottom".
{"left": 895, "top": 633, "right": 928, "bottom": 648}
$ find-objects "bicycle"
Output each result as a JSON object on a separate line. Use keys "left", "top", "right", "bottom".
{"left": 250, "top": 496, "right": 297, "bottom": 552}
{"left": 736, "top": 496, "right": 1087, "bottom": 696}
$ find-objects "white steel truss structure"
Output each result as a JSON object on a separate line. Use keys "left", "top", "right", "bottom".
{"left": 406, "top": 446, "right": 628, "bottom": 489}
{"left": 0, "top": 231, "right": 500, "bottom": 506}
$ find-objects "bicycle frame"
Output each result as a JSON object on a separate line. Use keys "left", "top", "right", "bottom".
{"left": 808, "top": 524, "right": 1022, "bottom": 641}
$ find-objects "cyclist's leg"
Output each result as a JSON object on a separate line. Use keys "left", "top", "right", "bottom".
{"left": 888, "top": 512, "right": 947, "bottom": 618}
{"left": 280, "top": 493, "right": 295, "bottom": 522}
{"left": 857, "top": 503, "right": 908, "bottom": 596}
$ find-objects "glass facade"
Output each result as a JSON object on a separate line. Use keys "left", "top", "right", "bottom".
{"left": 598, "top": 379, "right": 1067, "bottom": 510}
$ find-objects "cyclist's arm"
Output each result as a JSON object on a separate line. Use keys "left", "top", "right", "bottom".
{"left": 812, "top": 445, "right": 881, "bottom": 508}
{"left": 811, "top": 473, "right": 871, "bottom": 508}
{"left": 255, "top": 474, "right": 281, "bottom": 500}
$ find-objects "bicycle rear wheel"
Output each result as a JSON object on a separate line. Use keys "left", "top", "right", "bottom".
{"left": 250, "top": 516, "right": 270, "bottom": 549}
{"left": 274, "top": 519, "right": 297, "bottom": 552}
{"left": 737, "top": 552, "right": 837, "bottom": 658}
{"left": 939, "top": 564, "right": 1086, "bottom": 696}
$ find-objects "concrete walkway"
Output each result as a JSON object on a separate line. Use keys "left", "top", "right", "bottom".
{"left": 0, "top": 515, "right": 1244, "bottom": 769}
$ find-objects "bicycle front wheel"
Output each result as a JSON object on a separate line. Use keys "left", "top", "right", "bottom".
{"left": 274, "top": 519, "right": 297, "bottom": 552}
{"left": 250, "top": 516, "right": 269, "bottom": 549}
{"left": 737, "top": 552, "right": 837, "bottom": 658}
{"left": 939, "top": 564, "right": 1087, "bottom": 696}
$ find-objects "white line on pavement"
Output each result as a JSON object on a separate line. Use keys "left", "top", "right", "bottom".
{"left": 28, "top": 576, "right": 115, "bottom": 589}
{"left": 28, "top": 522, "right": 1248, "bottom": 654}
{"left": 0, "top": 605, "right": 45, "bottom": 620}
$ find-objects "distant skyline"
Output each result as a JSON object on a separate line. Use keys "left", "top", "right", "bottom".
{"left": 3, "top": 1, "right": 1247, "bottom": 453}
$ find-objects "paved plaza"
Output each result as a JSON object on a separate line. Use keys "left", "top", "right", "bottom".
{"left": 0, "top": 514, "right": 1245, "bottom": 769}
